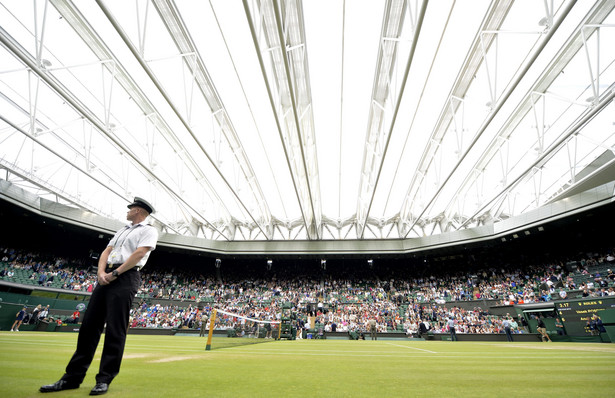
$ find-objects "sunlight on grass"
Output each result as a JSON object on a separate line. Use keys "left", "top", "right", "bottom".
{"left": 1, "top": 332, "right": 613, "bottom": 397}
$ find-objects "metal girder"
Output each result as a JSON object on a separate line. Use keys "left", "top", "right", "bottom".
{"left": 460, "top": 84, "right": 615, "bottom": 230}
{"left": 0, "top": 122, "right": 101, "bottom": 216}
{"left": 95, "top": 0, "right": 274, "bottom": 239}
{"left": 0, "top": 22, "right": 221, "bottom": 238}
{"left": 399, "top": 0, "right": 515, "bottom": 237}
{"left": 450, "top": 1, "right": 615, "bottom": 230}
{"left": 49, "top": 0, "right": 233, "bottom": 238}
{"left": 0, "top": 107, "right": 184, "bottom": 234}
{"left": 2, "top": 0, "right": 612, "bottom": 243}
{"left": 356, "top": 0, "right": 427, "bottom": 239}
{"left": 0, "top": 83, "right": 117, "bottom": 216}
{"left": 400, "top": 0, "right": 580, "bottom": 238}
{"left": 150, "top": 0, "right": 274, "bottom": 239}
{"left": 242, "top": 0, "right": 321, "bottom": 239}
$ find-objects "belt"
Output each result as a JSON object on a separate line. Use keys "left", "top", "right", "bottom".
{"left": 106, "top": 264, "right": 141, "bottom": 272}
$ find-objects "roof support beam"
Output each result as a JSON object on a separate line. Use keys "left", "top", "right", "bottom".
{"left": 458, "top": 85, "right": 615, "bottom": 230}
{"left": 400, "top": 0, "right": 576, "bottom": 238}
{"left": 242, "top": 0, "right": 321, "bottom": 239}
{"left": 51, "top": 0, "right": 232, "bottom": 238}
{"left": 95, "top": 0, "right": 269, "bottom": 239}
{"left": 449, "top": 1, "right": 614, "bottom": 230}
{"left": 399, "top": 0, "right": 516, "bottom": 237}
{"left": 151, "top": 0, "right": 274, "bottom": 240}
{"left": 356, "top": 0, "right": 428, "bottom": 239}
{"left": 0, "top": 24, "right": 210, "bottom": 238}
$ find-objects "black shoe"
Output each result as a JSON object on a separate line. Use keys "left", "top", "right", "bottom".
{"left": 89, "top": 382, "right": 109, "bottom": 395}
{"left": 39, "top": 380, "right": 80, "bottom": 393}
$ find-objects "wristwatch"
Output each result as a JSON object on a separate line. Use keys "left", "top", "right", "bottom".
{"left": 112, "top": 270, "right": 119, "bottom": 277}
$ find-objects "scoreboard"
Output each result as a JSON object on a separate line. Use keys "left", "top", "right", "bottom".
{"left": 555, "top": 297, "right": 615, "bottom": 336}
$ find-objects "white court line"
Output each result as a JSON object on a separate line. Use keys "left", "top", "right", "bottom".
{"left": 384, "top": 342, "right": 437, "bottom": 353}
{"left": 473, "top": 342, "right": 615, "bottom": 354}
{"left": 221, "top": 351, "right": 600, "bottom": 360}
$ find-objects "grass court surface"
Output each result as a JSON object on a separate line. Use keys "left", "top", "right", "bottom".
{"left": 1, "top": 332, "right": 613, "bottom": 397}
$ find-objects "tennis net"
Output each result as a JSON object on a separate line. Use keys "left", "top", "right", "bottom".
{"left": 205, "top": 309, "right": 280, "bottom": 350}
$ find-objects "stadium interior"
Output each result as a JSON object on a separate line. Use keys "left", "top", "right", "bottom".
{"left": 1, "top": 0, "right": 615, "bottom": 345}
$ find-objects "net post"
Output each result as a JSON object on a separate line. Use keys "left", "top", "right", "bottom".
{"left": 205, "top": 309, "right": 217, "bottom": 351}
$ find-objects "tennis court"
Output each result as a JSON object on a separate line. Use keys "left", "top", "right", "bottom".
{"left": 1, "top": 332, "right": 614, "bottom": 397}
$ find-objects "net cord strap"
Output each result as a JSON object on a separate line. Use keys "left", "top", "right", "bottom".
{"left": 215, "top": 309, "right": 280, "bottom": 325}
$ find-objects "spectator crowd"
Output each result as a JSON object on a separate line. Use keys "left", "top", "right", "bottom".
{"left": 2, "top": 245, "right": 614, "bottom": 336}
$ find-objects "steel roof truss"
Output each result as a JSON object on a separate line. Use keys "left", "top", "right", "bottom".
{"left": 151, "top": 0, "right": 273, "bottom": 238}
{"left": 452, "top": 4, "right": 615, "bottom": 230}
{"left": 51, "top": 0, "right": 232, "bottom": 238}
{"left": 356, "top": 0, "right": 424, "bottom": 239}
{"left": 243, "top": 0, "right": 320, "bottom": 239}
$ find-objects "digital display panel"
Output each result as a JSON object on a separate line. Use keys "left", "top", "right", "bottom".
{"left": 556, "top": 298, "right": 615, "bottom": 336}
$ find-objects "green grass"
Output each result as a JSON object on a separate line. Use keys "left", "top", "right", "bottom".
{"left": 1, "top": 332, "right": 614, "bottom": 397}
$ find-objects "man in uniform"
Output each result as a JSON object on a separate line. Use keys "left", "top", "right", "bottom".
{"left": 199, "top": 313, "right": 208, "bottom": 337}
{"left": 502, "top": 316, "right": 513, "bottom": 342}
{"left": 40, "top": 197, "right": 158, "bottom": 395}
{"left": 447, "top": 316, "right": 458, "bottom": 341}
{"left": 368, "top": 318, "right": 377, "bottom": 340}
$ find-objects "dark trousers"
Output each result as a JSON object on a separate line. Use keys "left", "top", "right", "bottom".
{"left": 449, "top": 327, "right": 457, "bottom": 341}
{"left": 62, "top": 269, "right": 140, "bottom": 385}
{"left": 505, "top": 327, "right": 513, "bottom": 341}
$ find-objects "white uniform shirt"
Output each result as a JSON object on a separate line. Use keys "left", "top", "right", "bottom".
{"left": 107, "top": 221, "right": 158, "bottom": 269}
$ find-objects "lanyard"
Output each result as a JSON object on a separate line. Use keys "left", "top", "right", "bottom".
{"left": 114, "top": 224, "right": 140, "bottom": 250}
